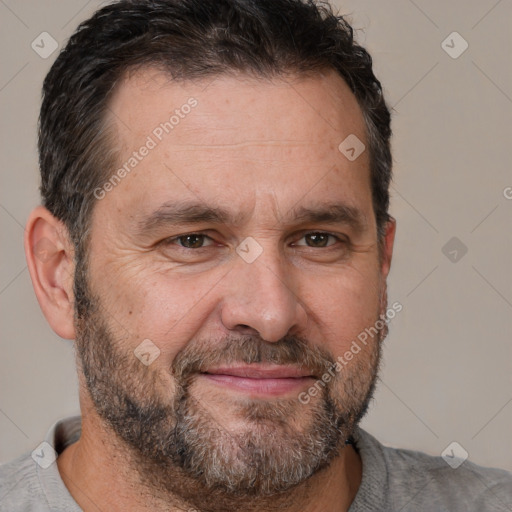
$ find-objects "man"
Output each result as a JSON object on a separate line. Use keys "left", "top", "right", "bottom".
{"left": 1, "top": 0, "right": 511, "bottom": 510}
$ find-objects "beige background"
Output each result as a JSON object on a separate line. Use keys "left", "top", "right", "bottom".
{"left": 1, "top": 0, "right": 511, "bottom": 473}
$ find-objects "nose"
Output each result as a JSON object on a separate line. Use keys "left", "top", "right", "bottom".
{"left": 220, "top": 248, "right": 307, "bottom": 342}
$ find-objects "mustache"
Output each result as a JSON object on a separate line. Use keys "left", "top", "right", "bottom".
{"left": 171, "top": 334, "right": 336, "bottom": 381}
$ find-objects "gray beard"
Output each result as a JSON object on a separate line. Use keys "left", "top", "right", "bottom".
{"left": 73, "top": 270, "right": 384, "bottom": 511}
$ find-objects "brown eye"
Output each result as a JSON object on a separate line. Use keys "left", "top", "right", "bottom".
{"left": 295, "top": 232, "right": 338, "bottom": 248}
{"left": 306, "top": 233, "right": 330, "bottom": 247}
{"left": 175, "top": 234, "right": 211, "bottom": 248}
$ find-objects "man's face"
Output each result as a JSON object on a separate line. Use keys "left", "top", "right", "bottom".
{"left": 74, "top": 69, "right": 393, "bottom": 501}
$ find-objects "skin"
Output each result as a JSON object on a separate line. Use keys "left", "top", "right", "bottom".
{"left": 25, "top": 68, "right": 395, "bottom": 512}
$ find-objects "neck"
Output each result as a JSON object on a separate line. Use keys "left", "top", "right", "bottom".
{"left": 57, "top": 410, "right": 362, "bottom": 512}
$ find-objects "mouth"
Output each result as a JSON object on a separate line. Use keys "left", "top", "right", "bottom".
{"left": 199, "top": 364, "right": 316, "bottom": 397}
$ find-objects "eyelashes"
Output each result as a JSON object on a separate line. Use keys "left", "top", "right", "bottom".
{"left": 164, "top": 231, "right": 347, "bottom": 250}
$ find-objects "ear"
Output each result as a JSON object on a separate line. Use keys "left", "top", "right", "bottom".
{"left": 24, "top": 206, "right": 76, "bottom": 339}
{"left": 380, "top": 216, "right": 396, "bottom": 279}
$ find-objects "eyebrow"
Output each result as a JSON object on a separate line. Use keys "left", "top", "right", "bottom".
{"left": 137, "top": 201, "right": 244, "bottom": 234}
{"left": 289, "top": 203, "right": 367, "bottom": 232}
{"left": 136, "top": 200, "right": 367, "bottom": 235}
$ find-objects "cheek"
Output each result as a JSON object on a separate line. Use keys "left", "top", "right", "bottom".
{"left": 107, "top": 269, "right": 225, "bottom": 357}
{"left": 302, "top": 262, "right": 382, "bottom": 353}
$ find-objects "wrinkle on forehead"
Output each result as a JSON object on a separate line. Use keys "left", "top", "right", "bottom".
{"left": 98, "top": 67, "right": 373, "bottom": 238}
{"left": 160, "top": 140, "right": 315, "bottom": 150}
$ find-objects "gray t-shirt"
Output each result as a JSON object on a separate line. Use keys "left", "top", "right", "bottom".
{"left": 1, "top": 415, "right": 511, "bottom": 511}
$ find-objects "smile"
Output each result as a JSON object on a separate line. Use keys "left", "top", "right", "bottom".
{"left": 199, "top": 364, "right": 315, "bottom": 397}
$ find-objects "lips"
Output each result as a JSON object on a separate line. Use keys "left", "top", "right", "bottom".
{"left": 199, "top": 364, "right": 315, "bottom": 396}
{"left": 203, "top": 364, "right": 314, "bottom": 379}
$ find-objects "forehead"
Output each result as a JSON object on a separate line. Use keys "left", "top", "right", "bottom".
{"left": 109, "top": 66, "right": 365, "bottom": 144}
{"left": 99, "top": 67, "right": 372, "bottom": 229}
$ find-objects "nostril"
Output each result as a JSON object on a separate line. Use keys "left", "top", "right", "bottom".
{"left": 235, "top": 324, "right": 260, "bottom": 337}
